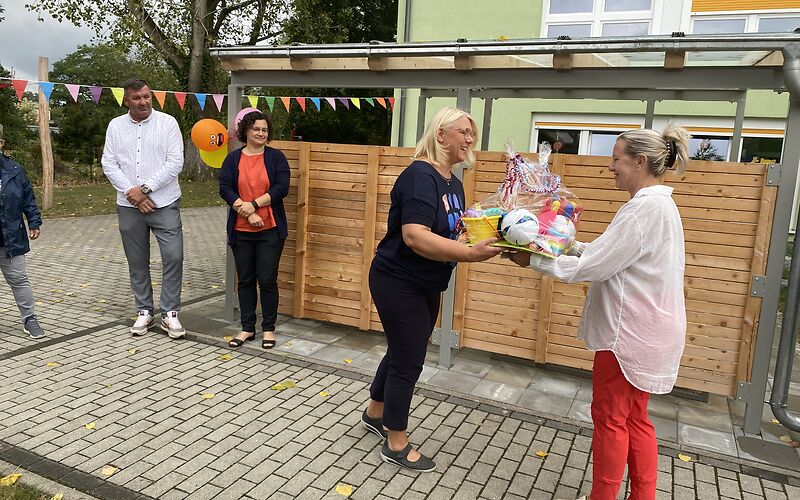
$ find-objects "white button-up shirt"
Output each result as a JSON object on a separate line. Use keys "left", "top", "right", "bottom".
{"left": 530, "top": 184, "right": 686, "bottom": 394}
{"left": 102, "top": 110, "right": 184, "bottom": 208}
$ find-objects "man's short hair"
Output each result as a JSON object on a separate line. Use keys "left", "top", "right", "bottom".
{"left": 123, "top": 79, "right": 149, "bottom": 93}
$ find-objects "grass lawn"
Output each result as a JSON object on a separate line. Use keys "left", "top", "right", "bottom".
{"left": 0, "top": 483, "right": 51, "bottom": 500}
{"left": 33, "top": 180, "right": 225, "bottom": 219}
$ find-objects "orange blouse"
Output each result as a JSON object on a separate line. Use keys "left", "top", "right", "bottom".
{"left": 234, "top": 152, "right": 277, "bottom": 232}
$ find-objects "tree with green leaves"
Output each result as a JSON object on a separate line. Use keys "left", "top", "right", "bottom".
{"left": 0, "top": 64, "right": 30, "bottom": 149}
{"left": 25, "top": 0, "right": 290, "bottom": 92}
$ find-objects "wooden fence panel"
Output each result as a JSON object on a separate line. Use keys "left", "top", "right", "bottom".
{"left": 271, "top": 141, "right": 775, "bottom": 397}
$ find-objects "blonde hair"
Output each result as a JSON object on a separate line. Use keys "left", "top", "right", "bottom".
{"left": 413, "top": 107, "right": 479, "bottom": 168}
{"left": 618, "top": 124, "right": 691, "bottom": 176}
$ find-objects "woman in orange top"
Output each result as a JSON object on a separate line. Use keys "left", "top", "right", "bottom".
{"left": 219, "top": 111, "right": 291, "bottom": 349}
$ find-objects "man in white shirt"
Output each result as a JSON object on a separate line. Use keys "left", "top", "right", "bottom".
{"left": 102, "top": 79, "right": 186, "bottom": 339}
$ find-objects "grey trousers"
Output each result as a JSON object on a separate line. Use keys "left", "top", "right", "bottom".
{"left": 117, "top": 200, "right": 183, "bottom": 314}
{"left": 0, "top": 249, "right": 36, "bottom": 323}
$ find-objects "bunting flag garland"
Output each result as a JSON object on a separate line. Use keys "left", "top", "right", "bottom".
{"left": 0, "top": 77, "right": 395, "bottom": 114}
{"left": 111, "top": 87, "right": 125, "bottom": 106}
{"left": 38, "top": 82, "right": 54, "bottom": 101}
{"left": 12, "top": 80, "right": 27, "bottom": 100}
{"left": 90, "top": 85, "right": 102, "bottom": 104}
{"left": 65, "top": 84, "right": 80, "bottom": 102}
{"left": 212, "top": 94, "right": 225, "bottom": 112}
{"left": 153, "top": 90, "right": 167, "bottom": 109}
{"left": 174, "top": 92, "right": 187, "bottom": 110}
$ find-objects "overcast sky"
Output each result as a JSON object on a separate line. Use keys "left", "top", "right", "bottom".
{"left": 0, "top": 0, "right": 96, "bottom": 81}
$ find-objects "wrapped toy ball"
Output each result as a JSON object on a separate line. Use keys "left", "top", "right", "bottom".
{"left": 501, "top": 208, "right": 540, "bottom": 246}
{"left": 548, "top": 215, "right": 576, "bottom": 240}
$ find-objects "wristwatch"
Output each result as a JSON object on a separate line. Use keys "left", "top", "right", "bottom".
{"left": 141, "top": 184, "right": 152, "bottom": 195}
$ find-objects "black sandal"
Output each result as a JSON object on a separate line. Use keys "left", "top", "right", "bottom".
{"left": 380, "top": 442, "right": 436, "bottom": 472}
{"left": 229, "top": 332, "right": 255, "bottom": 347}
{"left": 262, "top": 332, "right": 277, "bottom": 349}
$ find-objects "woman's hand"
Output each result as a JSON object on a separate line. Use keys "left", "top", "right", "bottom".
{"left": 467, "top": 238, "right": 504, "bottom": 262}
{"left": 238, "top": 202, "right": 256, "bottom": 217}
{"left": 29, "top": 229, "right": 40, "bottom": 240}
{"left": 247, "top": 213, "right": 264, "bottom": 228}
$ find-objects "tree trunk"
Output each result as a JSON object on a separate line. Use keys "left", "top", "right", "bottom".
{"left": 188, "top": 0, "right": 207, "bottom": 92}
{"left": 182, "top": 142, "right": 214, "bottom": 181}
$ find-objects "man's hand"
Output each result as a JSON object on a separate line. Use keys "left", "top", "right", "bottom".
{"left": 509, "top": 251, "right": 532, "bottom": 268}
{"left": 247, "top": 213, "right": 264, "bottom": 228}
{"left": 137, "top": 197, "right": 156, "bottom": 214}
{"left": 29, "top": 229, "right": 40, "bottom": 240}
{"left": 126, "top": 186, "right": 148, "bottom": 205}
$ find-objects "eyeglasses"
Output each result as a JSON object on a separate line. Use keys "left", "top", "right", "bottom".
{"left": 445, "top": 127, "right": 474, "bottom": 139}
{"left": 250, "top": 127, "right": 269, "bottom": 133}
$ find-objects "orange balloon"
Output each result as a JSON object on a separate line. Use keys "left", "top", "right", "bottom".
{"left": 191, "top": 119, "right": 228, "bottom": 152}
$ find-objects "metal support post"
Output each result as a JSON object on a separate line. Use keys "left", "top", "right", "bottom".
{"left": 729, "top": 92, "right": 746, "bottom": 162}
{"left": 456, "top": 87, "right": 472, "bottom": 112}
{"left": 743, "top": 97, "right": 800, "bottom": 433}
{"left": 416, "top": 90, "right": 428, "bottom": 142}
{"left": 481, "top": 97, "right": 494, "bottom": 151}
{"left": 644, "top": 98, "right": 656, "bottom": 129}
{"left": 224, "top": 83, "right": 243, "bottom": 322}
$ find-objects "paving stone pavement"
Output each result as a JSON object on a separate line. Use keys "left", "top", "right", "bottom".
{"left": 1, "top": 207, "right": 799, "bottom": 500}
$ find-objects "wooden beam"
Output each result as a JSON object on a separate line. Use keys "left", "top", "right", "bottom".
{"left": 664, "top": 51, "right": 686, "bottom": 70}
{"left": 292, "top": 142, "right": 311, "bottom": 318}
{"left": 553, "top": 53, "right": 573, "bottom": 71}
{"left": 37, "top": 57, "right": 54, "bottom": 210}
{"left": 454, "top": 55, "right": 472, "bottom": 71}
{"left": 289, "top": 57, "right": 310, "bottom": 71}
{"left": 367, "top": 57, "right": 386, "bottom": 71}
{"left": 359, "top": 147, "right": 379, "bottom": 330}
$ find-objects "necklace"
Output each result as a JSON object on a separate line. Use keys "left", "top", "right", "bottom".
{"left": 432, "top": 164, "right": 452, "bottom": 184}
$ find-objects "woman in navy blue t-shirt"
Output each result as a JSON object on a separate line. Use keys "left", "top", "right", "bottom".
{"left": 360, "top": 107, "right": 503, "bottom": 472}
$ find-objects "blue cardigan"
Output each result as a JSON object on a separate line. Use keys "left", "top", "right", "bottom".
{"left": 0, "top": 153, "right": 42, "bottom": 257}
{"left": 219, "top": 146, "right": 290, "bottom": 246}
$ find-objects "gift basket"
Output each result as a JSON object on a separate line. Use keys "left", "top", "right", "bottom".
{"left": 460, "top": 142, "right": 582, "bottom": 257}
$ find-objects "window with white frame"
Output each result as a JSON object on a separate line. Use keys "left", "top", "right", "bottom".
{"left": 690, "top": 11, "right": 800, "bottom": 34}
{"left": 543, "top": 0, "right": 655, "bottom": 38}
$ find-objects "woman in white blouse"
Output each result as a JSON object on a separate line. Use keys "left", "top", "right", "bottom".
{"left": 512, "top": 125, "right": 690, "bottom": 500}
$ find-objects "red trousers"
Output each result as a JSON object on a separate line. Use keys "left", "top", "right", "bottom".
{"left": 590, "top": 351, "right": 658, "bottom": 500}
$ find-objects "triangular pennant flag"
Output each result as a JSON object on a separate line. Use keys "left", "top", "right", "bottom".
{"left": 212, "top": 94, "right": 225, "bottom": 112}
{"left": 365, "top": 97, "right": 375, "bottom": 106}
{"left": 280, "top": 97, "right": 291, "bottom": 111}
{"left": 152, "top": 90, "right": 167, "bottom": 109}
{"left": 174, "top": 92, "right": 187, "bottom": 110}
{"left": 265, "top": 96, "right": 275, "bottom": 111}
{"left": 325, "top": 97, "right": 336, "bottom": 110}
{"left": 12, "top": 80, "right": 27, "bottom": 100}
{"left": 195, "top": 93, "right": 206, "bottom": 111}
{"left": 376, "top": 97, "right": 387, "bottom": 108}
{"left": 89, "top": 85, "right": 102, "bottom": 104}
{"left": 338, "top": 97, "right": 350, "bottom": 109}
{"left": 295, "top": 97, "right": 306, "bottom": 112}
{"left": 111, "top": 87, "right": 125, "bottom": 106}
{"left": 388, "top": 97, "right": 396, "bottom": 110}
{"left": 38, "top": 82, "right": 54, "bottom": 101}
{"left": 65, "top": 84, "right": 80, "bottom": 102}
{"left": 247, "top": 95, "right": 259, "bottom": 109}
{"left": 350, "top": 98, "right": 361, "bottom": 109}
{"left": 310, "top": 97, "right": 321, "bottom": 111}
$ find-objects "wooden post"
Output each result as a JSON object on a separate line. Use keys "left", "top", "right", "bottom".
{"left": 37, "top": 57, "right": 54, "bottom": 210}
{"left": 292, "top": 142, "right": 311, "bottom": 318}
{"left": 359, "top": 147, "right": 379, "bottom": 330}
{"left": 453, "top": 162, "right": 476, "bottom": 337}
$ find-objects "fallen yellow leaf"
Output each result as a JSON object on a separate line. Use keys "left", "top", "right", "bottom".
{"left": 219, "top": 354, "right": 232, "bottom": 361}
{"left": 270, "top": 381, "right": 297, "bottom": 391}
{"left": 51, "top": 494, "right": 64, "bottom": 500}
{"left": 677, "top": 453, "right": 693, "bottom": 462}
{"left": 319, "top": 391, "right": 330, "bottom": 397}
{"left": 223, "top": 336, "right": 233, "bottom": 342}
{"left": 498, "top": 35, "right": 508, "bottom": 41}
{"left": 335, "top": 483, "right": 353, "bottom": 497}
{"left": 85, "top": 422, "right": 96, "bottom": 430}
{"left": 46, "top": 362, "right": 59, "bottom": 368}
{"left": 0, "top": 473, "right": 22, "bottom": 486}
{"left": 201, "top": 393, "right": 215, "bottom": 399}
{"left": 534, "top": 451, "right": 548, "bottom": 458}
{"left": 128, "top": 348, "right": 138, "bottom": 355}
{"left": 211, "top": 285, "right": 219, "bottom": 289}
{"left": 779, "top": 435, "right": 792, "bottom": 443}
{"left": 106, "top": 384, "right": 113, "bottom": 389}
{"left": 344, "top": 359, "right": 353, "bottom": 364}
{"left": 100, "top": 465, "right": 118, "bottom": 476}
{"left": 772, "top": 418, "right": 781, "bottom": 425}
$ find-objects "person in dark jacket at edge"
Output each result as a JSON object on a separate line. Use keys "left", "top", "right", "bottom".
{"left": 0, "top": 124, "right": 45, "bottom": 339}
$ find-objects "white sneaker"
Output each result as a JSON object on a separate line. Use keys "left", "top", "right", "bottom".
{"left": 131, "top": 311, "right": 154, "bottom": 336}
{"left": 161, "top": 311, "right": 185, "bottom": 339}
